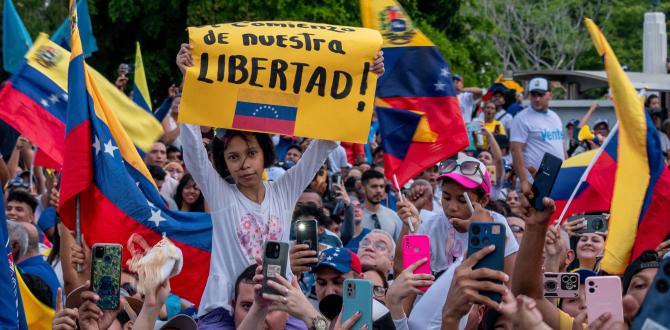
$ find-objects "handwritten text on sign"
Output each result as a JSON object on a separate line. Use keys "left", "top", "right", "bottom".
{"left": 180, "top": 21, "right": 382, "bottom": 143}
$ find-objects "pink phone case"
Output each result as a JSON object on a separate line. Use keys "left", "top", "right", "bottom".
{"left": 402, "top": 234, "right": 431, "bottom": 292}
{"left": 585, "top": 276, "right": 624, "bottom": 326}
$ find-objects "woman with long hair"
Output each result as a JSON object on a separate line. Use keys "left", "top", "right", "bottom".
{"left": 176, "top": 43, "right": 385, "bottom": 327}
{"left": 174, "top": 173, "right": 206, "bottom": 212}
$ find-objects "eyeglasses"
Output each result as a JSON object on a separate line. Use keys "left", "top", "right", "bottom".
{"left": 121, "top": 283, "right": 137, "bottom": 296}
{"left": 439, "top": 160, "right": 484, "bottom": 179}
{"left": 360, "top": 239, "right": 388, "bottom": 252}
{"left": 371, "top": 214, "right": 381, "bottom": 230}
{"left": 510, "top": 224, "right": 525, "bottom": 234}
{"left": 373, "top": 285, "right": 387, "bottom": 297}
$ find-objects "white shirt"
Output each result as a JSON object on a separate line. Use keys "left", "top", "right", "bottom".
{"left": 416, "top": 211, "right": 519, "bottom": 274}
{"left": 510, "top": 107, "right": 565, "bottom": 172}
{"left": 660, "top": 132, "right": 670, "bottom": 153}
{"left": 398, "top": 212, "right": 519, "bottom": 330}
{"left": 458, "top": 92, "right": 475, "bottom": 123}
{"left": 181, "top": 124, "right": 337, "bottom": 316}
{"left": 160, "top": 175, "right": 179, "bottom": 199}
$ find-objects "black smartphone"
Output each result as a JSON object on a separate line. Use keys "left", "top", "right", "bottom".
{"left": 262, "top": 241, "right": 289, "bottom": 295}
{"left": 467, "top": 222, "right": 505, "bottom": 303}
{"left": 91, "top": 243, "right": 122, "bottom": 310}
{"left": 295, "top": 218, "right": 319, "bottom": 267}
{"left": 567, "top": 214, "right": 609, "bottom": 234}
{"left": 329, "top": 173, "right": 342, "bottom": 200}
{"left": 530, "top": 153, "right": 563, "bottom": 210}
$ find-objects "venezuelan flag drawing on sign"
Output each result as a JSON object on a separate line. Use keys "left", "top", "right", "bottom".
{"left": 232, "top": 88, "right": 299, "bottom": 135}
{"left": 132, "top": 42, "right": 152, "bottom": 112}
{"left": 361, "top": 0, "right": 468, "bottom": 186}
{"left": 585, "top": 18, "right": 670, "bottom": 274}
{"left": 0, "top": 33, "right": 163, "bottom": 168}
{"left": 59, "top": 0, "right": 212, "bottom": 305}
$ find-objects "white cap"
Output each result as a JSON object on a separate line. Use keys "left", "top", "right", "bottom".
{"left": 529, "top": 77, "right": 549, "bottom": 94}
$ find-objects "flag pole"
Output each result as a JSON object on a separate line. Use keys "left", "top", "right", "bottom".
{"left": 556, "top": 123, "right": 619, "bottom": 224}
{"left": 393, "top": 174, "right": 415, "bottom": 233}
{"left": 75, "top": 194, "right": 82, "bottom": 272}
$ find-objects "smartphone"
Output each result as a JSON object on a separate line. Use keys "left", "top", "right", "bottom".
{"left": 262, "top": 241, "right": 289, "bottom": 295}
{"left": 295, "top": 218, "right": 319, "bottom": 267}
{"left": 567, "top": 214, "right": 609, "bottom": 234}
{"left": 342, "top": 279, "right": 373, "bottom": 330}
{"left": 631, "top": 257, "right": 670, "bottom": 330}
{"left": 90, "top": 243, "right": 122, "bottom": 310}
{"left": 402, "top": 234, "right": 431, "bottom": 292}
{"left": 467, "top": 222, "right": 505, "bottom": 302}
{"left": 530, "top": 153, "right": 563, "bottom": 210}
{"left": 329, "top": 173, "right": 343, "bottom": 200}
{"left": 585, "top": 276, "right": 624, "bottom": 326}
{"left": 543, "top": 272, "right": 580, "bottom": 299}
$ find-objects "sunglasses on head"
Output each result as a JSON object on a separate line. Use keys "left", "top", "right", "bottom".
{"left": 439, "top": 160, "right": 483, "bottom": 178}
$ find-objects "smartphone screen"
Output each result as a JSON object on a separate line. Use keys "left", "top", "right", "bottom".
{"left": 91, "top": 244, "right": 122, "bottom": 310}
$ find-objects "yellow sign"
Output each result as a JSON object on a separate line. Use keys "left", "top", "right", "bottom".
{"left": 180, "top": 21, "right": 383, "bottom": 143}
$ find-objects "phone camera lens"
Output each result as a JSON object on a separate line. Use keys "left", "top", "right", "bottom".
{"left": 95, "top": 247, "right": 104, "bottom": 259}
{"left": 471, "top": 237, "right": 480, "bottom": 246}
{"left": 588, "top": 281, "right": 595, "bottom": 287}
{"left": 593, "top": 219, "right": 603, "bottom": 231}
{"left": 471, "top": 225, "right": 481, "bottom": 235}
{"left": 588, "top": 288, "right": 595, "bottom": 293}
{"left": 544, "top": 280, "right": 557, "bottom": 292}
{"left": 657, "top": 279, "right": 669, "bottom": 293}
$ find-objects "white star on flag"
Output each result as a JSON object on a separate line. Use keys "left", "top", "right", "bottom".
{"left": 40, "top": 99, "right": 49, "bottom": 107}
{"left": 147, "top": 199, "right": 155, "bottom": 208}
{"left": 326, "top": 256, "right": 333, "bottom": 261}
{"left": 148, "top": 209, "right": 166, "bottom": 227}
{"left": 61, "top": 94, "right": 68, "bottom": 101}
{"left": 92, "top": 136, "right": 101, "bottom": 155}
{"left": 49, "top": 94, "right": 59, "bottom": 104}
{"left": 440, "top": 67, "right": 450, "bottom": 77}
{"left": 434, "top": 81, "right": 446, "bottom": 91}
{"left": 104, "top": 140, "right": 118, "bottom": 157}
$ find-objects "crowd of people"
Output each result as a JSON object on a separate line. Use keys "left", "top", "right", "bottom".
{"left": 1, "top": 40, "right": 669, "bottom": 330}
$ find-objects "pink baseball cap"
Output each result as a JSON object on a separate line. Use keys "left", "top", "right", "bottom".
{"left": 437, "top": 156, "right": 492, "bottom": 194}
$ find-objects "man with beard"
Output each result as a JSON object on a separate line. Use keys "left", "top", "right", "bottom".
{"left": 360, "top": 170, "right": 403, "bottom": 240}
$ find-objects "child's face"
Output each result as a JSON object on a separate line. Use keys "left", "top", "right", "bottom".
{"left": 440, "top": 180, "right": 481, "bottom": 221}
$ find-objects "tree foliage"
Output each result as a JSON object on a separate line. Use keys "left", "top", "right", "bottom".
{"left": 3, "top": 0, "right": 669, "bottom": 100}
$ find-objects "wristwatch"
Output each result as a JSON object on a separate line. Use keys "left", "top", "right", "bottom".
{"left": 310, "top": 315, "right": 330, "bottom": 330}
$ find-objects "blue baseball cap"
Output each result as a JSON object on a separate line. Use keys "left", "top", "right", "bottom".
{"left": 313, "top": 247, "right": 362, "bottom": 274}
{"left": 573, "top": 269, "right": 597, "bottom": 284}
{"left": 452, "top": 74, "right": 463, "bottom": 81}
{"left": 566, "top": 119, "right": 579, "bottom": 128}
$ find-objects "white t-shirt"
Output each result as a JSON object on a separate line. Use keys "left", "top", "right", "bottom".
{"left": 458, "top": 92, "right": 475, "bottom": 123}
{"left": 510, "top": 107, "right": 565, "bottom": 171}
{"left": 660, "top": 132, "right": 670, "bottom": 153}
{"left": 416, "top": 211, "right": 519, "bottom": 274}
{"left": 402, "top": 212, "right": 519, "bottom": 330}
{"left": 181, "top": 124, "right": 337, "bottom": 317}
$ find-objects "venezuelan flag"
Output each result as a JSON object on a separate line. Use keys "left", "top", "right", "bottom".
{"left": 361, "top": 0, "right": 468, "bottom": 186}
{"left": 0, "top": 195, "right": 28, "bottom": 329}
{"left": 132, "top": 42, "right": 152, "bottom": 112}
{"left": 59, "top": 0, "right": 212, "bottom": 305}
{"left": 0, "top": 34, "right": 162, "bottom": 168}
{"left": 17, "top": 271, "right": 53, "bottom": 330}
{"left": 549, "top": 134, "right": 617, "bottom": 223}
{"left": 586, "top": 18, "right": 670, "bottom": 274}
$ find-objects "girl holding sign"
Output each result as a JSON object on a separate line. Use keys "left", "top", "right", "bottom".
{"left": 176, "top": 44, "right": 384, "bottom": 328}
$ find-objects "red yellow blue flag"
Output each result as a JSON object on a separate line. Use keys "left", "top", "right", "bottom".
{"left": 360, "top": 0, "right": 468, "bottom": 186}
{"left": 59, "top": 0, "right": 212, "bottom": 304}
{"left": 585, "top": 18, "right": 670, "bottom": 274}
